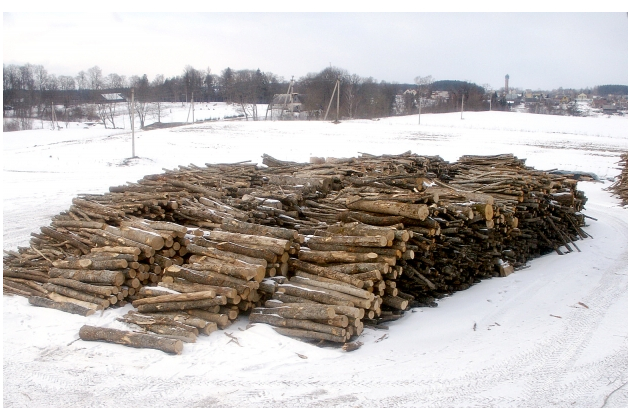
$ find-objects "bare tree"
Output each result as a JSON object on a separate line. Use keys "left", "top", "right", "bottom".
{"left": 151, "top": 74, "right": 165, "bottom": 123}
{"left": 75, "top": 71, "right": 88, "bottom": 90}
{"left": 87, "top": 66, "right": 103, "bottom": 90}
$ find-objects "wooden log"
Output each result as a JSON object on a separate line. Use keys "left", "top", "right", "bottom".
{"left": 249, "top": 313, "right": 347, "bottom": 337}
{"left": 306, "top": 242, "right": 401, "bottom": 257}
{"left": 165, "top": 266, "right": 251, "bottom": 293}
{"left": 184, "top": 259, "right": 260, "bottom": 281}
{"left": 43, "top": 283, "right": 113, "bottom": 307}
{"left": 221, "top": 218, "right": 299, "bottom": 240}
{"left": 46, "top": 292, "right": 103, "bottom": 311}
{"left": 307, "top": 235, "right": 388, "bottom": 247}
{"left": 252, "top": 304, "right": 335, "bottom": 320}
{"left": 3, "top": 277, "right": 48, "bottom": 294}
{"left": 186, "top": 244, "right": 268, "bottom": 268}
{"left": 84, "top": 228, "right": 155, "bottom": 257}
{"left": 280, "top": 283, "right": 355, "bottom": 307}
{"left": 381, "top": 295, "right": 409, "bottom": 310}
{"left": 326, "top": 262, "right": 390, "bottom": 275}
{"left": 292, "top": 271, "right": 371, "bottom": 299}
{"left": 338, "top": 211, "right": 405, "bottom": 226}
{"left": 214, "top": 241, "right": 278, "bottom": 263}
{"left": 265, "top": 299, "right": 364, "bottom": 319}
{"left": 28, "top": 296, "right": 95, "bottom": 316}
{"left": 186, "top": 310, "right": 231, "bottom": 329}
{"left": 78, "top": 325, "right": 184, "bottom": 355}
{"left": 40, "top": 226, "right": 91, "bottom": 254}
{"left": 86, "top": 252, "right": 139, "bottom": 262}
{"left": 104, "top": 225, "right": 165, "bottom": 250}
{"left": 323, "top": 224, "right": 396, "bottom": 241}
{"left": 289, "top": 277, "right": 373, "bottom": 309}
{"left": 142, "top": 312, "right": 217, "bottom": 335}
{"left": 3, "top": 269, "right": 49, "bottom": 282}
{"left": 298, "top": 250, "right": 378, "bottom": 264}
{"left": 346, "top": 199, "right": 429, "bottom": 221}
{"left": 131, "top": 290, "right": 217, "bottom": 307}
{"left": 205, "top": 230, "right": 290, "bottom": 255}
{"left": 289, "top": 259, "right": 364, "bottom": 288}
{"left": 90, "top": 246, "right": 141, "bottom": 255}
{"left": 273, "top": 326, "right": 347, "bottom": 343}
{"left": 158, "top": 281, "right": 238, "bottom": 299}
{"left": 51, "top": 220, "right": 106, "bottom": 229}
{"left": 46, "top": 277, "right": 117, "bottom": 297}
{"left": 141, "top": 324, "right": 197, "bottom": 342}
{"left": 135, "top": 296, "right": 227, "bottom": 313}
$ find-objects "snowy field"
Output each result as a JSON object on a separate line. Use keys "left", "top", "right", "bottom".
{"left": 2, "top": 108, "right": 628, "bottom": 409}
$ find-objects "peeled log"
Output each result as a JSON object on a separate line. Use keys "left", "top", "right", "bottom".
{"left": 78, "top": 325, "right": 184, "bottom": 355}
{"left": 28, "top": 296, "right": 95, "bottom": 316}
{"left": 346, "top": 199, "right": 429, "bottom": 221}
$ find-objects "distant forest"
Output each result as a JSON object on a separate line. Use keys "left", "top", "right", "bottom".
{"left": 3, "top": 63, "right": 495, "bottom": 125}
{"left": 595, "top": 85, "right": 628, "bottom": 96}
{"left": 4, "top": 62, "right": 626, "bottom": 129}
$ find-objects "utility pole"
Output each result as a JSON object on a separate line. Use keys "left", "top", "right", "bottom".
{"left": 461, "top": 94, "right": 464, "bottom": 120}
{"left": 336, "top": 77, "right": 340, "bottom": 123}
{"left": 418, "top": 91, "right": 422, "bottom": 125}
{"left": 192, "top": 92, "right": 195, "bottom": 124}
{"left": 131, "top": 88, "right": 136, "bottom": 158}
{"left": 324, "top": 78, "right": 341, "bottom": 122}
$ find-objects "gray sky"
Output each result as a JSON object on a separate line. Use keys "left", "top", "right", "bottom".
{"left": 3, "top": 11, "right": 628, "bottom": 90}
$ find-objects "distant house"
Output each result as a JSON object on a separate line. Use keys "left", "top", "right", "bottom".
{"left": 432, "top": 91, "right": 450, "bottom": 100}
{"left": 602, "top": 105, "right": 617, "bottom": 114}
{"left": 269, "top": 93, "right": 302, "bottom": 113}
{"left": 100, "top": 93, "right": 126, "bottom": 103}
{"left": 577, "top": 93, "right": 589, "bottom": 101}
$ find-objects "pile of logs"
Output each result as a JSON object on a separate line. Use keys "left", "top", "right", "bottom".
{"left": 3, "top": 151, "right": 593, "bottom": 351}
{"left": 606, "top": 153, "right": 628, "bottom": 206}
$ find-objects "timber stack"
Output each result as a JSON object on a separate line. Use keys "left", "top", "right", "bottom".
{"left": 606, "top": 153, "right": 628, "bottom": 206}
{"left": 3, "top": 151, "right": 592, "bottom": 349}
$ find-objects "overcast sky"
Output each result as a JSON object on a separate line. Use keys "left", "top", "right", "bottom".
{"left": 3, "top": 11, "right": 628, "bottom": 90}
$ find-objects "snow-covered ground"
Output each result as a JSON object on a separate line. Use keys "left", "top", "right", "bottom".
{"left": 2, "top": 109, "right": 628, "bottom": 408}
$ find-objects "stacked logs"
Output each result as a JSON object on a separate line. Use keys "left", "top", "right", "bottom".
{"left": 3, "top": 151, "right": 592, "bottom": 348}
{"left": 606, "top": 153, "right": 628, "bottom": 206}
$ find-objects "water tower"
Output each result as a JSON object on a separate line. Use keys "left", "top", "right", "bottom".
{"left": 505, "top": 74, "right": 509, "bottom": 94}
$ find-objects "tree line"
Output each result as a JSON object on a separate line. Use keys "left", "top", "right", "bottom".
{"left": 3, "top": 62, "right": 492, "bottom": 130}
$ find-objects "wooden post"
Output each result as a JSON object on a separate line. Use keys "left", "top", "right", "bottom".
{"left": 336, "top": 78, "right": 340, "bottom": 123}
{"left": 131, "top": 88, "right": 136, "bottom": 158}
{"left": 324, "top": 79, "right": 339, "bottom": 122}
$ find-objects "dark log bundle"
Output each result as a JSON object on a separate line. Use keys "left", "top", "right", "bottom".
{"left": 5, "top": 151, "right": 593, "bottom": 348}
